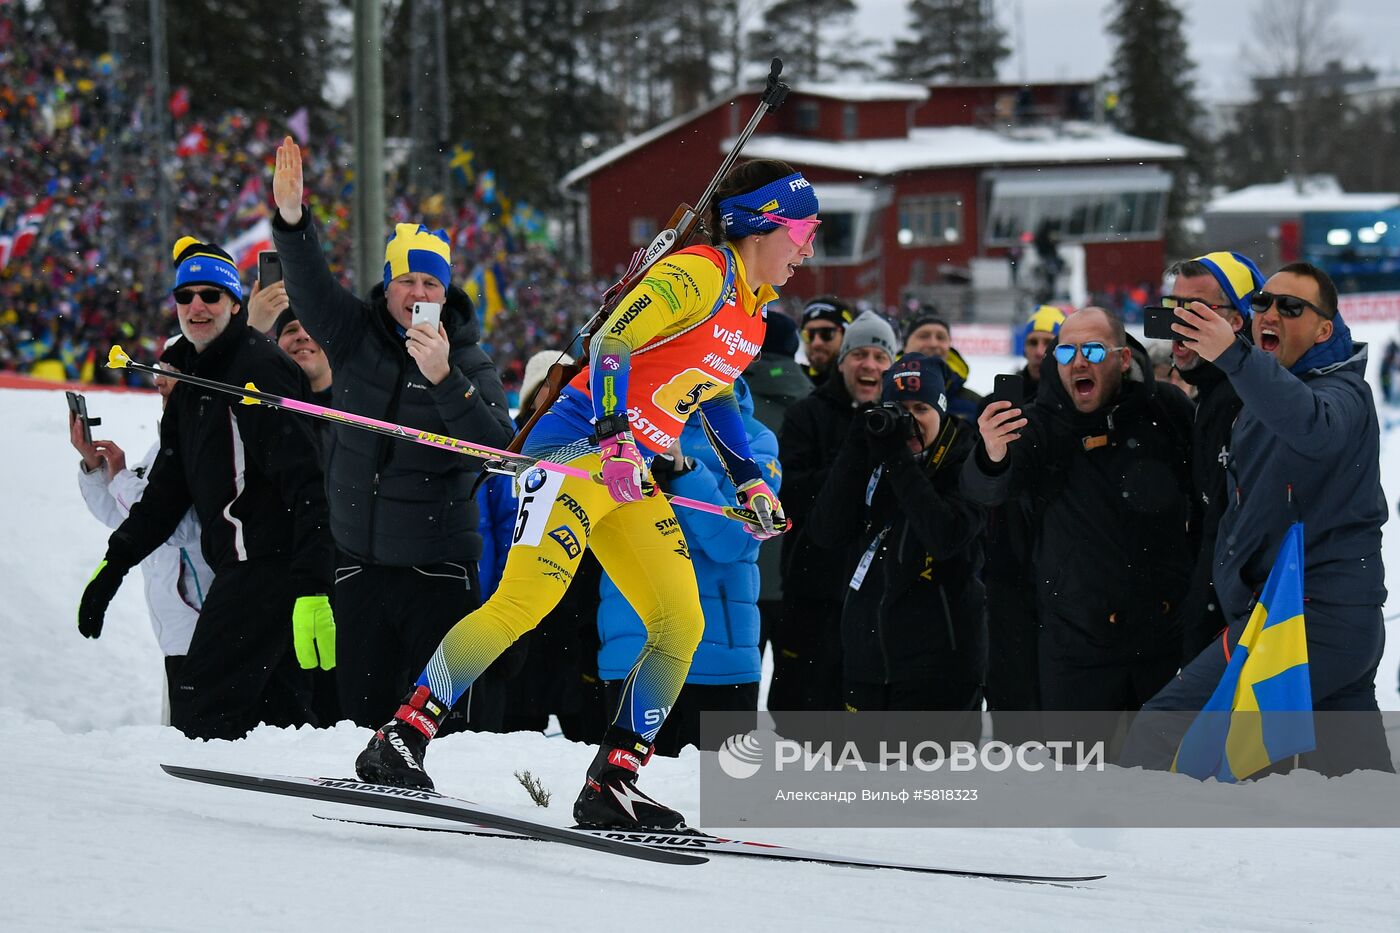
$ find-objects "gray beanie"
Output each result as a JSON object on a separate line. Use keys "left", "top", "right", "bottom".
{"left": 837, "top": 310, "right": 898, "bottom": 363}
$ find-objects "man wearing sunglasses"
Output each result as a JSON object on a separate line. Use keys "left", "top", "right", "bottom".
{"left": 1160, "top": 252, "right": 1265, "bottom": 663}
{"left": 1125, "top": 262, "right": 1391, "bottom": 775}
{"left": 962, "top": 306, "right": 1195, "bottom": 724}
{"left": 77, "top": 237, "right": 337, "bottom": 740}
{"left": 799, "top": 295, "right": 854, "bottom": 386}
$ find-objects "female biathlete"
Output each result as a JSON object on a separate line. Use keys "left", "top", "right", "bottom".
{"left": 356, "top": 159, "right": 821, "bottom": 829}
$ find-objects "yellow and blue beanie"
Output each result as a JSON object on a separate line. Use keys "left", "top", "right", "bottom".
{"left": 383, "top": 223, "right": 452, "bottom": 290}
{"left": 1023, "top": 304, "right": 1066, "bottom": 338}
{"left": 172, "top": 236, "right": 243, "bottom": 302}
{"left": 1192, "top": 251, "right": 1265, "bottom": 317}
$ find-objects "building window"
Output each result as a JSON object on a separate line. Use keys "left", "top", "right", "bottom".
{"left": 843, "top": 104, "right": 857, "bottom": 138}
{"left": 984, "top": 190, "right": 1167, "bottom": 244}
{"left": 897, "top": 195, "right": 964, "bottom": 246}
{"left": 629, "top": 216, "right": 656, "bottom": 248}
{"left": 796, "top": 101, "right": 819, "bottom": 133}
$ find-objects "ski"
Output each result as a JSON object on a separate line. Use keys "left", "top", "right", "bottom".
{"left": 312, "top": 813, "right": 1106, "bottom": 886}
{"left": 160, "top": 764, "right": 706, "bottom": 866}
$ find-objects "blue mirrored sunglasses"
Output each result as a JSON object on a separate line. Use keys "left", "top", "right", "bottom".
{"left": 1053, "top": 342, "right": 1119, "bottom": 365}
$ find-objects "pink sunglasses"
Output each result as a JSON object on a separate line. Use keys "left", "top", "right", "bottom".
{"left": 762, "top": 212, "right": 822, "bottom": 247}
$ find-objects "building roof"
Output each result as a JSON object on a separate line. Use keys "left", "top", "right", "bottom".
{"left": 1205, "top": 176, "right": 1400, "bottom": 214}
{"left": 560, "top": 95, "right": 732, "bottom": 191}
{"left": 788, "top": 81, "right": 930, "bottom": 102}
{"left": 736, "top": 123, "right": 1184, "bottom": 175}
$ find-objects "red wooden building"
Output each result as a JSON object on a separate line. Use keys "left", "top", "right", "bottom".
{"left": 561, "top": 80, "right": 1183, "bottom": 318}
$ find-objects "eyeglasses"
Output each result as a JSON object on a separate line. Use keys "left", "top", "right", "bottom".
{"left": 803, "top": 326, "right": 840, "bottom": 343}
{"left": 1053, "top": 342, "right": 1122, "bottom": 365}
{"left": 173, "top": 288, "right": 226, "bottom": 305}
{"left": 1249, "top": 290, "right": 1329, "bottom": 318}
{"left": 763, "top": 212, "right": 821, "bottom": 247}
{"left": 1161, "top": 296, "right": 1231, "bottom": 311}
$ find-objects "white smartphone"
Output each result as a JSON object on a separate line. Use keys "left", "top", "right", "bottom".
{"left": 411, "top": 301, "right": 442, "bottom": 329}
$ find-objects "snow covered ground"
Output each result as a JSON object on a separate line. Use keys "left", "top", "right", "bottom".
{"left": 4, "top": 329, "right": 1400, "bottom": 931}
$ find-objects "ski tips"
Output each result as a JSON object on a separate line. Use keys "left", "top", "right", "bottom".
{"left": 107, "top": 345, "right": 131, "bottom": 369}
{"left": 240, "top": 382, "right": 262, "bottom": 406}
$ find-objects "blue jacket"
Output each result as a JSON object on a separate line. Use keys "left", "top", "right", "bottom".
{"left": 597, "top": 378, "right": 780, "bottom": 685}
{"left": 476, "top": 472, "right": 518, "bottom": 599}
{"left": 1212, "top": 335, "right": 1386, "bottom": 622}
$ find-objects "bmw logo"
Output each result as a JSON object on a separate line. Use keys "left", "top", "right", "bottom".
{"left": 523, "top": 467, "right": 548, "bottom": 493}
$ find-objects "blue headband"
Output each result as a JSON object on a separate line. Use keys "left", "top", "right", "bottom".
{"left": 719, "top": 172, "right": 820, "bottom": 239}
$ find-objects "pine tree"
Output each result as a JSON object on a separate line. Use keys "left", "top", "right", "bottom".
{"left": 1105, "top": 0, "right": 1205, "bottom": 252}
{"left": 887, "top": 0, "right": 1010, "bottom": 83}
{"left": 162, "top": 0, "right": 340, "bottom": 124}
{"left": 748, "top": 0, "right": 876, "bottom": 83}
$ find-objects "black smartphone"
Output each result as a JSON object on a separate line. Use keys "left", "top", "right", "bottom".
{"left": 990, "top": 373, "right": 1023, "bottom": 408}
{"left": 1143, "top": 304, "right": 1189, "bottom": 341}
{"left": 258, "top": 250, "right": 283, "bottom": 286}
{"left": 66, "top": 390, "right": 101, "bottom": 444}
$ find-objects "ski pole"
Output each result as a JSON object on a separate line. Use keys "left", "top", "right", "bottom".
{"left": 106, "top": 345, "right": 783, "bottom": 529}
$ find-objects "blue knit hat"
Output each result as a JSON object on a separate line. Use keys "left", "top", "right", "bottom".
{"left": 171, "top": 236, "right": 243, "bottom": 302}
{"left": 383, "top": 223, "right": 452, "bottom": 290}
{"left": 882, "top": 352, "right": 949, "bottom": 418}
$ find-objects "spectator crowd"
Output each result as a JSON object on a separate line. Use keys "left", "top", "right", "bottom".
{"left": 23, "top": 10, "right": 1387, "bottom": 780}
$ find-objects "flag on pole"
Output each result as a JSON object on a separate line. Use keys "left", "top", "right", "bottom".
{"left": 10, "top": 198, "right": 53, "bottom": 263}
{"left": 176, "top": 123, "right": 208, "bottom": 157}
{"left": 287, "top": 107, "right": 310, "bottom": 144}
{"left": 225, "top": 216, "right": 274, "bottom": 273}
{"left": 1173, "top": 522, "right": 1315, "bottom": 782}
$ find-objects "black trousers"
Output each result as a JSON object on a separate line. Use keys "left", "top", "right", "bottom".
{"left": 170, "top": 560, "right": 314, "bottom": 740}
{"left": 605, "top": 680, "right": 760, "bottom": 757}
{"left": 768, "top": 597, "right": 845, "bottom": 712}
{"left": 984, "top": 581, "right": 1040, "bottom": 694}
{"left": 334, "top": 559, "right": 481, "bottom": 729}
{"left": 1121, "top": 603, "right": 1394, "bottom": 775}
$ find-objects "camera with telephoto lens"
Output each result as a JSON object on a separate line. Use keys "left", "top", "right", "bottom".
{"left": 863, "top": 401, "right": 914, "bottom": 439}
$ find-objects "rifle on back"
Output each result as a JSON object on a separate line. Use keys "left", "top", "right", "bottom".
{"left": 508, "top": 59, "right": 791, "bottom": 452}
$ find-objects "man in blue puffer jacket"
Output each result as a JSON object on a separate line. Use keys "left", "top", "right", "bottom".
{"left": 596, "top": 377, "right": 779, "bottom": 756}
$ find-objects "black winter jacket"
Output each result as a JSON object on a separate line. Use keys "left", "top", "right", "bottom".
{"left": 272, "top": 211, "right": 515, "bottom": 566}
{"left": 960, "top": 343, "right": 1195, "bottom": 660}
{"left": 1177, "top": 360, "right": 1243, "bottom": 657}
{"left": 743, "top": 353, "right": 813, "bottom": 602}
{"left": 809, "top": 421, "right": 988, "bottom": 684}
{"left": 108, "top": 310, "right": 334, "bottom": 595}
{"left": 778, "top": 373, "right": 862, "bottom": 603}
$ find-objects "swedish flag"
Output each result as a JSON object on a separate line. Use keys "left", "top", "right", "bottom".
{"left": 1173, "top": 523, "right": 1315, "bottom": 782}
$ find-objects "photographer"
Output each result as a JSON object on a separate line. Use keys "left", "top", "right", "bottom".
{"left": 807, "top": 353, "right": 987, "bottom": 724}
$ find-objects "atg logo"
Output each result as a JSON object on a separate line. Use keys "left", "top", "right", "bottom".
{"left": 717, "top": 733, "right": 765, "bottom": 780}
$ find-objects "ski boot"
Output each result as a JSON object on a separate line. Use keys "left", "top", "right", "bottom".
{"left": 573, "top": 726, "right": 687, "bottom": 830}
{"left": 355, "top": 685, "right": 447, "bottom": 791}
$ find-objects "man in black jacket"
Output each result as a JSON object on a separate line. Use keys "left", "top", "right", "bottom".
{"left": 962, "top": 307, "right": 1195, "bottom": 725}
{"left": 981, "top": 304, "right": 1066, "bottom": 742}
{"left": 770, "top": 311, "right": 897, "bottom": 711}
{"left": 77, "top": 237, "right": 336, "bottom": 739}
{"left": 271, "top": 137, "right": 516, "bottom": 728}
{"left": 808, "top": 353, "right": 987, "bottom": 734}
{"left": 1161, "top": 252, "right": 1263, "bottom": 661}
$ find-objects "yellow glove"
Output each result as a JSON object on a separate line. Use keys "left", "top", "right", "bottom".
{"left": 291, "top": 595, "right": 336, "bottom": 670}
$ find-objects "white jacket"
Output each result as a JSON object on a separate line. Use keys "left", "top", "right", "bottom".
{"left": 77, "top": 440, "right": 214, "bottom": 655}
